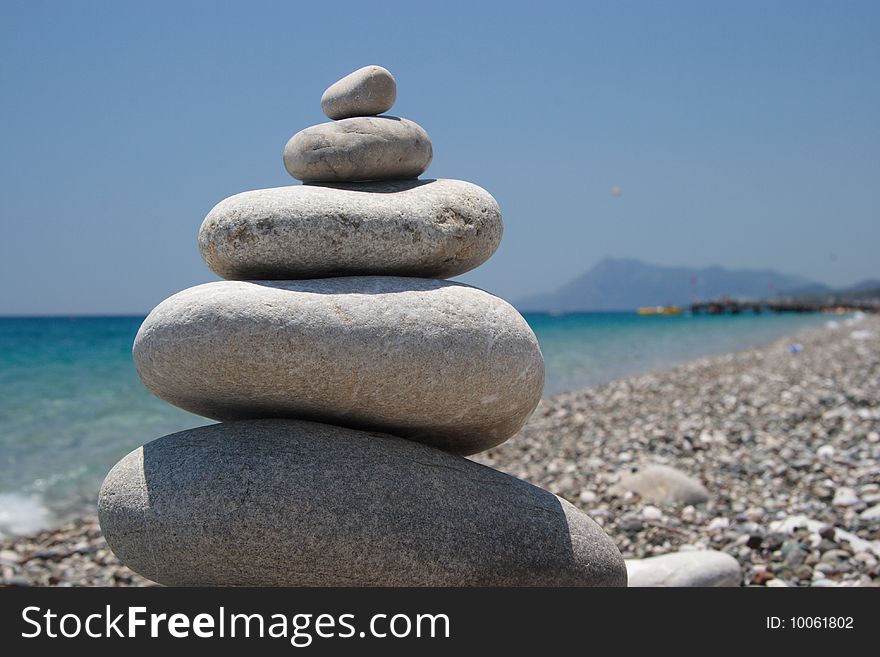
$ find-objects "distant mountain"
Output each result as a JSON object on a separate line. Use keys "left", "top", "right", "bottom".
{"left": 840, "top": 286, "right": 880, "bottom": 302}
{"left": 516, "top": 258, "right": 821, "bottom": 312}
{"left": 841, "top": 279, "right": 880, "bottom": 295}
{"left": 780, "top": 282, "right": 835, "bottom": 297}
{"left": 784, "top": 279, "right": 880, "bottom": 303}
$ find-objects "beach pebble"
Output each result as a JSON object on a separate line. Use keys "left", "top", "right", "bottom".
{"left": 781, "top": 540, "right": 808, "bottom": 565}
{"left": 765, "top": 578, "right": 789, "bottom": 587}
{"left": 284, "top": 116, "right": 432, "bottom": 182}
{"left": 744, "top": 507, "right": 764, "bottom": 522}
{"left": 820, "top": 549, "right": 851, "bottom": 563}
{"left": 833, "top": 487, "right": 860, "bottom": 507}
{"left": 819, "top": 525, "right": 836, "bottom": 540}
{"left": 707, "top": 517, "right": 730, "bottom": 532}
{"left": 860, "top": 505, "right": 880, "bottom": 521}
{"left": 609, "top": 464, "right": 709, "bottom": 506}
{"left": 625, "top": 550, "right": 741, "bottom": 587}
{"left": 133, "top": 278, "right": 544, "bottom": 455}
{"left": 579, "top": 489, "right": 597, "bottom": 504}
{"left": 816, "top": 444, "right": 835, "bottom": 459}
{"left": 199, "top": 179, "right": 502, "bottom": 280}
{"left": 321, "top": 65, "right": 397, "bottom": 120}
{"left": 0, "top": 549, "right": 22, "bottom": 565}
{"left": 642, "top": 505, "right": 663, "bottom": 521}
{"left": 853, "top": 552, "right": 878, "bottom": 567}
{"left": 98, "top": 420, "right": 627, "bottom": 587}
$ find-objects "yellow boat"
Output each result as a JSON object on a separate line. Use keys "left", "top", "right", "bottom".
{"left": 637, "top": 305, "right": 682, "bottom": 316}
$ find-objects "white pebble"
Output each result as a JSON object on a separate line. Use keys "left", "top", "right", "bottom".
{"left": 642, "top": 505, "right": 663, "bottom": 521}
{"left": 833, "top": 487, "right": 861, "bottom": 507}
{"left": 578, "top": 489, "right": 597, "bottom": 504}
{"left": 859, "top": 505, "right": 880, "bottom": 521}
{"left": 853, "top": 552, "right": 878, "bottom": 567}
{"left": 707, "top": 517, "right": 730, "bottom": 531}
{"left": 744, "top": 507, "right": 764, "bottom": 522}
{"left": 817, "top": 444, "right": 835, "bottom": 459}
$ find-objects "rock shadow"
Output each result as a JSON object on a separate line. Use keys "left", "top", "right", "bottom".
{"left": 304, "top": 178, "right": 436, "bottom": 194}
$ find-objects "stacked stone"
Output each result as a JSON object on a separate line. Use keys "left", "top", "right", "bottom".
{"left": 97, "top": 65, "right": 626, "bottom": 586}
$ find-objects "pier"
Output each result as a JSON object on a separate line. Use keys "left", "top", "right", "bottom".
{"left": 689, "top": 298, "right": 879, "bottom": 315}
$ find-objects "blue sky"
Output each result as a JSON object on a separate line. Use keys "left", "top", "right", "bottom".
{"left": 1, "top": 0, "right": 878, "bottom": 314}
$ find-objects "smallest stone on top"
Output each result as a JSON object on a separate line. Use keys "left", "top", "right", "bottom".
{"left": 320, "top": 65, "right": 397, "bottom": 120}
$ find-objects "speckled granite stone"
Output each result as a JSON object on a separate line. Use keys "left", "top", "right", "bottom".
{"left": 198, "top": 179, "right": 502, "bottom": 280}
{"left": 133, "top": 277, "right": 544, "bottom": 455}
{"left": 98, "top": 419, "right": 627, "bottom": 587}
{"left": 283, "top": 116, "right": 432, "bottom": 182}
{"left": 321, "top": 65, "right": 397, "bottom": 120}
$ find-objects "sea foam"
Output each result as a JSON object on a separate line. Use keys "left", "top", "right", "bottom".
{"left": 0, "top": 492, "right": 53, "bottom": 538}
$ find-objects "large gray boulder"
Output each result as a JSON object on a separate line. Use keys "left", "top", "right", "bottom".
{"left": 97, "top": 420, "right": 627, "bottom": 587}
{"left": 283, "top": 116, "right": 432, "bottom": 182}
{"left": 609, "top": 464, "right": 709, "bottom": 506}
{"left": 625, "top": 550, "right": 741, "bottom": 587}
{"left": 198, "top": 179, "right": 502, "bottom": 280}
{"left": 133, "top": 278, "right": 544, "bottom": 455}
{"left": 321, "top": 65, "right": 397, "bottom": 120}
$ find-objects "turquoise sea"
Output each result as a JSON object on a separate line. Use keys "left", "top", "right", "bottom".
{"left": 0, "top": 312, "right": 832, "bottom": 536}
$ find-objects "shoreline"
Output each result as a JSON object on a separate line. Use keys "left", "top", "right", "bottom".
{"left": 2, "top": 316, "right": 878, "bottom": 586}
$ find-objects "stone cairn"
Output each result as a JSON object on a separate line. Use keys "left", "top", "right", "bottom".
{"left": 98, "top": 65, "right": 626, "bottom": 586}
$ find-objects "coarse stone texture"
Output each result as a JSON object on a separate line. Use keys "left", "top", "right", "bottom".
{"left": 625, "top": 550, "right": 741, "bottom": 587}
{"left": 97, "top": 420, "right": 627, "bottom": 587}
{"left": 133, "top": 278, "right": 544, "bottom": 455}
{"left": 609, "top": 464, "right": 709, "bottom": 506}
{"left": 321, "top": 65, "right": 397, "bottom": 120}
{"left": 283, "top": 116, "right": 432, "bottom": 182}
{"left": 198, "top": 179, "right": 502, "bottom": 280}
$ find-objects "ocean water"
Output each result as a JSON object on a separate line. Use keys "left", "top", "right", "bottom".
{"left": 531, "top": 311, "right": 831, "bottom": 395}
{"left": 0, "top": 311, "right": 831, "bottom": 536}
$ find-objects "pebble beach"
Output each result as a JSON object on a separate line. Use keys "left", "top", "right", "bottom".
{"left": 3, "top": 316, "right": 878, "bottom": 587}
{"left": 476, "top": 314, "right": 880, "bottom": 587}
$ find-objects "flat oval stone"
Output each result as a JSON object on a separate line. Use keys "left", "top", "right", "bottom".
{"left": 625, "top": 550, "right": 741, "bottom": 587}
{"left": 321, "top": 65, "right": 397, "bottom": 120}
{"left": 283, "top": 116, "right": 432, "bottom": 182}
{"left": 198, "top": 179, "right": 502, "bottom": 280}
{"left": 133, "top": 278, "right": 544, "bottom": 455}
{"left": 98, "top": 419, "right": 627, "bottom": 586}
{"left": 609, "top": 464, "right": 709, "bottom": 506}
